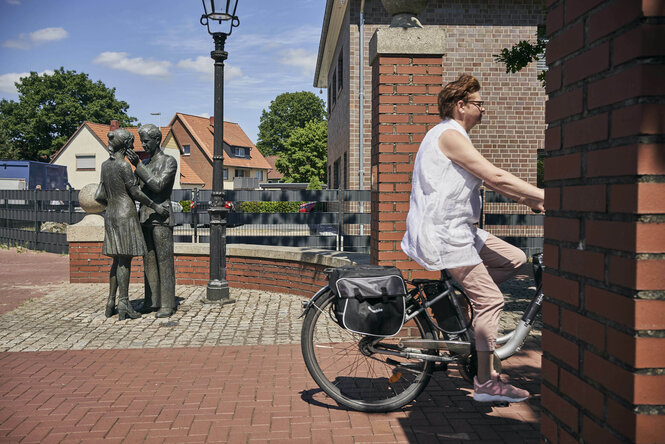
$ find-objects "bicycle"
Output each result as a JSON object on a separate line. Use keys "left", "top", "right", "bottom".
{"left": 300, "top": 253, "right": 544, "bottom": 413}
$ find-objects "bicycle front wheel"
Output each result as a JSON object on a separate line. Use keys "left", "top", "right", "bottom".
{"left": 301, "top": 290, "right": 436, "bottom": 412}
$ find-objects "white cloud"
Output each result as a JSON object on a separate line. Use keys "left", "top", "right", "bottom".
{"left": 177, "top": 56, "right": 212, "bottom": 76}
{"left": 278, "top": 48, "right": 317, "bottom": 77}
{"left": 0, "top": 70, "right": 54, "bottom": 95}
{"left": 2, "top": 39, "right": 29, "bottom": 50}
{"left": 225, "top": 65, "right": 243, "bottom": 82}
{"left": 93, "top": 51, "right": 171, "bottom": 77}
{"left": 231, "top": 25, "right": 320, "bottom": 51}
{"left": 177, "top": 56, "right": 243, "bottom": 82}
{"left": 5, "top": 0, "right": 21, "bottom": 5}
{"left": 30, "top": 27, "right": 68, "bottom": 43}
{"left": 198, "top": 112, "right": 211, "bottom": 118}
{"left": 2, "top": 27, "right": 68, "bottom": 50}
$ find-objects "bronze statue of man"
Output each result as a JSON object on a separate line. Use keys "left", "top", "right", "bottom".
{"left": 126, "top": 124, "right": 178, "bottom": 318}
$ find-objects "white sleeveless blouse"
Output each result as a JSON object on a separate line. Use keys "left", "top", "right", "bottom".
{"left": 401, "top": 119, "right": 489, "bottom": 270}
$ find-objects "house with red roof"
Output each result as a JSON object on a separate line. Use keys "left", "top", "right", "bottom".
{"left": 264, "top": 156, "right": 284, "bottom": 183}
{"left": 167, "top": 113, "right": 271, "bottom": 190}
{"left": 50, "top": 120, "right": 179, "bottom": 190}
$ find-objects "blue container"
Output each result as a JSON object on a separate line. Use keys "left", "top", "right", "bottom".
{"left": 0, "top": 160, "right": 69, "bottom": 190}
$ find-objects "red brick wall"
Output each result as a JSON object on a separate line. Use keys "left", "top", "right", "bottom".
{"left": 370, "top": 54, "right": 444, "bottom": 280}
{"left": 542, "top": 1, "right": 665, "bottom": 442}
{"left": 69, "top": 243, "right": 329, "bottom": 297}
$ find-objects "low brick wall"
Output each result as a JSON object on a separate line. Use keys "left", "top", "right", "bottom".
{"left": 69, "top": 241, "right": 367, "bottom": 297}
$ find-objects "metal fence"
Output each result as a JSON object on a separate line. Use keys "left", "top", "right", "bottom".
{"left": 0, "top": 188, "right": 542, "bottom": 256}
{"left": 0, "top": 189, "right": 83, "bottom": 254}
{"left": 0, "top": 188, "right": 371, "bottom": 254}
{"left": 171, "top": 189, "right": 371, "bottom": 253}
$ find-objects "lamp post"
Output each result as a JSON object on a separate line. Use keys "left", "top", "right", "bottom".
{"left": 150, "top": 112, "right": 161, "bottom": 127}
{"left": 200, "top": 0, "right": 239, "bottom": 304}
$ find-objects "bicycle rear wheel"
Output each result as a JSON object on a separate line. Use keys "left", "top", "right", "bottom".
{"left": 301, "top": 290, "right": 436, "bottom": 412}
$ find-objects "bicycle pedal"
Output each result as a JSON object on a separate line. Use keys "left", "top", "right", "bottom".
{"left": 492, "top": 401, "right": 510, "bottom": 407}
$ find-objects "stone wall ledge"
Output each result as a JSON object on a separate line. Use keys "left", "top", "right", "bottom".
{"left": 67, "top": 221, "right": 368, "bottom": 269}
{"left": 176, "top": 243, "right": 369, "bottom": 269}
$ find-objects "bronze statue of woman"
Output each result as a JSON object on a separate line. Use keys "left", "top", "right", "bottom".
{"left": 95, "top": 129, "right": 169, "bottom": 320}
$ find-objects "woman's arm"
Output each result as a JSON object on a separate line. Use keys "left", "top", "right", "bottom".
{"left": 439, "top": 130, "right": 544, "bottom": 211}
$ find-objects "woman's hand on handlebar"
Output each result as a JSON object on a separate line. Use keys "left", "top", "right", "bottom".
{"left": 522, "top": 197, "right": 545, "bottom": 213}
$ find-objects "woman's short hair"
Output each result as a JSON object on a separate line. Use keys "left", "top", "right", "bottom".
{"left": 437, "top": 74, "right": 481, "bottom": 119}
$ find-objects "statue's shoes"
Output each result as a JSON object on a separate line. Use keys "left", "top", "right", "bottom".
{"left": 155, "top": 308, "right": 175, "bottom": 318}
{"left": 138, "top": 305, "right": 158, "bottom": 314}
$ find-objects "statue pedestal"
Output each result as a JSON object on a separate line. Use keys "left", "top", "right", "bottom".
{"left": 66, "top": 214, "right": 104, "bottom": 243}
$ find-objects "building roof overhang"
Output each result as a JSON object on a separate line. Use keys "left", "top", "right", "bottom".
{"left": 313, "top": 0, "right": 349, "bottom": 88}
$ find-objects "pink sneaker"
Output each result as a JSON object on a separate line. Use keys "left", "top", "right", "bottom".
{"left": 473, "top": 376, "right": 529, "bottom": 403}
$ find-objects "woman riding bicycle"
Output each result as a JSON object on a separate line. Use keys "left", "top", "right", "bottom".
{"left": 401, "top": 74, "right": 545, "bottom": 403}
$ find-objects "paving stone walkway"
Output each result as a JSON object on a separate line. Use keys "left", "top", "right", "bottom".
{"left": 0, "top": 248, "right": 543, "bottom": 443}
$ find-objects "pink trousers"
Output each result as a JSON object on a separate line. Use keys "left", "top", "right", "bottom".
{"left": 447, "top": 234, "right": 526, "bottom": 352}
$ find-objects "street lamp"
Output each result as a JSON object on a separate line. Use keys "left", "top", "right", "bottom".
{"left": 150, "top": 112, "right": 161, "bottom": 127}
{"left": 200, "top": 0, "right": 239, "bottom": 304}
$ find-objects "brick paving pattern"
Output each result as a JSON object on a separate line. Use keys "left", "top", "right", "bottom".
{"left": 0, "top": 248, "right": 542, "bottom": 443}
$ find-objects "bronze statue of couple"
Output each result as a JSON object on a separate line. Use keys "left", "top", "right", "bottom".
{"left": 94, "top": 125, "right": 178, "bottom": 320}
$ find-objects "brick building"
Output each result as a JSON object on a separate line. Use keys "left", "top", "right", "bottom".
{"left": 167, "top": 113, "right": 271, "bottom": 190}
{"left": 314, "top": 0, "right": 546, "bottom": 192}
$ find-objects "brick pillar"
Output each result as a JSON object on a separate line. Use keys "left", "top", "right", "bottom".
{"left": 369, "top": 27, "right": 445, "bottom": 280}
{"left": 542, "top": 1, "right": 665, "bottom": 443}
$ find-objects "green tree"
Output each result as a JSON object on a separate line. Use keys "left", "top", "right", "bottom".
{"left": 256, "top": 91, "right": 326, "bottom": 157}
{"left": 494, "top": 29, "right": 547, "bottom": 86}
{"left": 307, "top": 176, "right": 323, "bottom": 190}
{"left": 0, "top": 67, "right": 137, "bottom": 161}
{"left": 275, "top": 120, "right": 327, "bottom": 184}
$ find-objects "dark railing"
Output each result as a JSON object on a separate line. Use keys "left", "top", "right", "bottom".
{"left": 0, "top": 189, "right": 83, "bottom": 254}
{"left": 171, "top": 189, "right": 371, "bottom": 253}
{"left": 0, "top": 188, "right": 372, "bottom": 254}
{"left": 0, "top": 188, "right": 542, "bottom": 256}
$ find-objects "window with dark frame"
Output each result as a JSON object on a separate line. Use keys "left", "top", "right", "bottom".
{"left": 343, "top": 152, "right": 348, "bottom": 189}
{"left": 333, "top": 158, "right": 340, "bottom": 189}
{"left": 337, "top": 49, "right": 343, "bottom": 93}
{"left": 223, "top": 168, "right": 228, "bottom": 180}
{"left": 182, "top": 144, "right": 190, "bottom": 156}
{"left": 232, "top": 146, "right": 250, "bottom": 158}
{"left": 234, "top": 169, "right": 246, "bottom": 178}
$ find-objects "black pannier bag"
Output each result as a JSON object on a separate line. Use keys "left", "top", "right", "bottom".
{"left": 326, "top": 265, "right": 407, "bottom": 337}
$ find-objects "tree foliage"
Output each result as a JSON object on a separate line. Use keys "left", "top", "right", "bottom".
{"left": 0, "top": 67, "right": 137, "bottom": 161}
{"left": 275, "top": 120, "right": 328, "bottom": 184}
{"left": 256, "top": 91, "right": 326, "bottom": 157}
{"left": 494, "top": 32, "right": 547, "bottom": 86}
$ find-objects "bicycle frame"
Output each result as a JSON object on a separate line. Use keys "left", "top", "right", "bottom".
{"left": 300, "top": 253, "right": 544, "bottom": 364}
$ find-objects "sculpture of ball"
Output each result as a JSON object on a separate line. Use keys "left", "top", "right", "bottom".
{"left": 79, "top": 183, "right": 106, "bottom": 214}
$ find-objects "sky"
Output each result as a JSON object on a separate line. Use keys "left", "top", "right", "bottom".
{"left": 0, "top": 0, "right": 326, "bottom": 143}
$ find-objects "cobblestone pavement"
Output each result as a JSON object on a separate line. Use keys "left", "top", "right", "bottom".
{"left": 0, "top": 249, "right": 542, "bottom": 443}
{"left": 0, "top": 266, "right": 540, "bottom": 353}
